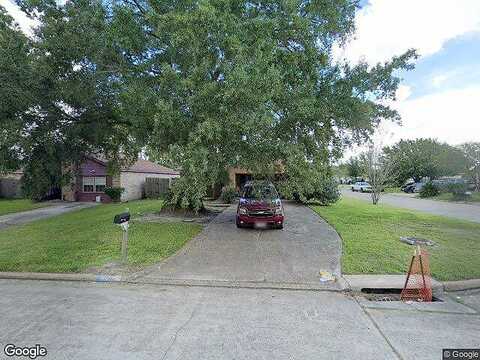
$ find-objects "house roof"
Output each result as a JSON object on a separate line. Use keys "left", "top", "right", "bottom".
{"left": 85, "top": 154, "right": 179, "bottom": 175}
{"left": 122, "top": 159, "right": 180, "bottom": 175}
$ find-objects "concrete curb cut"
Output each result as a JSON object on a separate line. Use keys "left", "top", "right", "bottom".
{"left": 128, "top": 277, "right": 347, "bottom": 292}
{"left": 442, "top": 279, "right": 480, "bottom": 292}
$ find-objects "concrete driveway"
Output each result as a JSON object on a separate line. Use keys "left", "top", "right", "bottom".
{"left": 342, "top": 189, "right": 480, "bottom": 223}
{"left": 0, "top": 202, "right": 98, "bottom": 230}
{"left": 138, "top": 202, "right": 342, "bottom": 289}
{"left": 1, "top": 279, "right": 478, "bottom": 360}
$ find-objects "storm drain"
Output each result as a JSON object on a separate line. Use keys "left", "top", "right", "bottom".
{"left": 360, "top": 288, "right": 443, "bottom": 302}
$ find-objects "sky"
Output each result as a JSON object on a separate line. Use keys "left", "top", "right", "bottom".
{"left": 2, "top": 0, "right": 480, "bottom": 152}
{"left": 334, "top": 0, "right": 480, "bottom": 153}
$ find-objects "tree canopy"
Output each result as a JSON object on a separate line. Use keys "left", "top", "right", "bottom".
{"left": 384, "top": 138, "right": 467, "bottom": 184}
{"left": 459, "top": 142, "right": 480, "bottom": 191}
{"left": 2, "top": 0, "right": 417, "bottom": 206}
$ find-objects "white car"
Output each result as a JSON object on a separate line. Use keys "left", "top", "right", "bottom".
{"left": 351, "top": 181, "right": 372, "bottom": 192}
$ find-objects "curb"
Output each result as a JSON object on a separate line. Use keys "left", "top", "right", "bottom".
{"left": 1, "top": 272, "right": 479, "bottom": 292}
{"left": 130, "top": 277, "right": 348, "bottom": 292}
{"left": 343, "top": 274, "right": 445, "bottom": 293}
{"left": 0, "top": 272, "right": 346, "bottom": 291}
{"left": 0, "top": 272, "right": 123, "bottom": 283}
{"left": 442, "top": 279, "right": 480, "bottom": 292}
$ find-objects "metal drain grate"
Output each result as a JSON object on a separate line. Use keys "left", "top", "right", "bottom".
{"left": 360, "top": 288, "right": 443, "bottom": 302}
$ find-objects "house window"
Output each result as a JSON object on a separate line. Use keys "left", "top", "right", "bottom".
{"left": 95, "top": 176, "right": 106, "bottom": 192}
{"left": 83, "top": 177, "right": 106, "bottom": 193}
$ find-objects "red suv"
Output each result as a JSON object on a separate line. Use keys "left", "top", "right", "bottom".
{"left": 236, "top": 181, "right": 284, "bottom": 229}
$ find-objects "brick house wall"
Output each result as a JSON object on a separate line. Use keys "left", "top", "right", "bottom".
{"left": 62, "top": 157, "right": 179, "bottom": 203}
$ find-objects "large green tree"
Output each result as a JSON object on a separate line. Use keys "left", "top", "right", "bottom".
{"left": 2, "top": 1, "right": 140, "bottom": 199}
{"left": 5, "top": 0, "right": 416, "bottom": 206}
{"left": 459, "top": 142, "right": 480, "bottom": 191}
{"left": 384, "top": 138, "right": 467, "bottom": 184}
{"left": 111, "top": 0, "right": 416, "bottom": 209}
{"left": 0, "top": 7, "right": 34, "bottom": 173}
{"left": 346, "top": 157, "right": 363, "bottom": 179}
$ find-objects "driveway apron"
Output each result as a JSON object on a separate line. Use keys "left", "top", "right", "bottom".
{"left": 140, "top": 202, "right": 342, "bottom": 288}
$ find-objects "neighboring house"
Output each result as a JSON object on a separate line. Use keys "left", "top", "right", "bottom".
{"left": 228, "top": 163, "right": 284, "bottom": 191}
{"left": 0, "top": 170, "right": 23, "bottom": 198}
{"left": 62, "top": 156, "right": 179, "bottom": 203}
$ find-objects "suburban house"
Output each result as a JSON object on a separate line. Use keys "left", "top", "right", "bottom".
{"left": 227, "top": 163, "right": 285, "bottom": 191}
{"left": 62, "top": 156, "right": 180, "bottom": 203}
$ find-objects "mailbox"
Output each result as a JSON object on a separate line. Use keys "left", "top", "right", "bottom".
{"left": 114, "top": 212, "right": 130, "bottom": 224}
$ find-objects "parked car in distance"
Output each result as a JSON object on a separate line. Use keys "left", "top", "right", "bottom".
{"left": 351, "top": 181, "right": 372, "bottom": 192}
{"left": 402, "top": 181, "right": 418, "bottom": 193}
{"left": 236, "top": 181, "right": 284, "bottom": 229}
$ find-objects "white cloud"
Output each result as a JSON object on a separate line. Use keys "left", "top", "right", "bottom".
{"left": 335, "top": 0, "right": 480, "bottom": 65}
{"left": 431, "top": 74, "right": 449, "bottom": 87}
{"left": 343, "top": 86, "right": 480, "bottom": 159}
{"left": 383, "top": 86, "right": 480, "bottom": 145}
{"left": 0, "top": 0, "right": 37, "bottom": 35}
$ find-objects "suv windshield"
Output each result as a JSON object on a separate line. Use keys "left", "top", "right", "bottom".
{"left": 242, "top": 183, "right": 278, "bottom": 200}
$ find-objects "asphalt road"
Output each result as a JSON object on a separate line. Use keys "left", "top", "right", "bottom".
{"left": 138, "top": 202, "right": 342, "bottom": 289}
{"left": 0, "top": 202, "right": 98, "bottom": 230}
{"left": 0, "top": 280, "right": 478, "bottom": 360}
{"left": 342, "top": 189, "right": 480, "bottom": 223}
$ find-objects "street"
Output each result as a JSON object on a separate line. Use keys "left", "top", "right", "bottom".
{"left": 342, "top": 189, "right": 480, "bottom": 223}
{"left": 0, "top": 280, "right": 478, "bottom": 360}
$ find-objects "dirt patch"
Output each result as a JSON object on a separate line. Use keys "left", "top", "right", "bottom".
{"left": 136, "top": 204, "right": 226, "bottom": 224}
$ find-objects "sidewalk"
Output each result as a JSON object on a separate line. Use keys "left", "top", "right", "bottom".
{"left": 0, "top": 202, "right": 98, "bottom": 229}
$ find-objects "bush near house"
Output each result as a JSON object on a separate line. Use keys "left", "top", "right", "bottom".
{"left": 104, "top": 187, "right": 124, "bottom": 202}
{"left": 220, "top": 186, "right": 238, "bottom": 204}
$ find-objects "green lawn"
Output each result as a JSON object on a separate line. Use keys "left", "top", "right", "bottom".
{"left": 0, "top": 199, "right": 51, "bottom": 216}
{"left": 383, "top": 186, "right": 402, "bottom": 193}
{"left": 311, "top": 198, "right": 480, "bottom": 281}
{"left": 430, "top": 192, "right": 480, "bottom": 203}
{"left": 0, "top": 199, "right": 202, "bottom": 273}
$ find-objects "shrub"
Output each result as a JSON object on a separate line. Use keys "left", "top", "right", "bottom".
{"left": 164, "top": 176, "right": 205, "bottom": 213}
{"left": 220, "top": 185, "right": 238, "bottom": 204}
{"left": 419, "top": 182, "right": 439, "bottom": 198}
{"left": 280, "top": 177, "right": 340, "bottom": 205}
{"left": 104, "top": 187, "right": 124, "bottom": 202}
{"left": 447, "top": 183, "right": 470, "bottom": 201}
{"left": 307, "top": 178, "right": 340, "bottom": 205}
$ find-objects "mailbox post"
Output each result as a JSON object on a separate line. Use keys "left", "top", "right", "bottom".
{"left": 114, "top": 212, "right": 130, "bottom": 263}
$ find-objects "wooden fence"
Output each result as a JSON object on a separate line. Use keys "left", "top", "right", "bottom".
{"left": 144, "top": 177, "right": 171, "bottom": 198}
